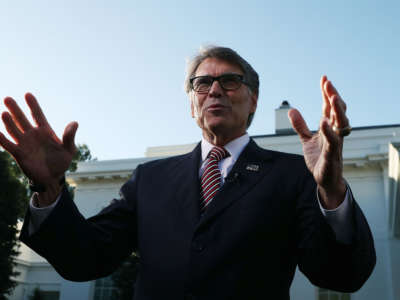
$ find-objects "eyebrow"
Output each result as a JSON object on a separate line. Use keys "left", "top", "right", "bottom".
{"left": 193, "top": 72, "right": 243, "bottom": 77}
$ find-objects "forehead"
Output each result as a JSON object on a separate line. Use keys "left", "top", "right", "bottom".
{"left": 195, "top": 57, "right": 243, "bottom": 77}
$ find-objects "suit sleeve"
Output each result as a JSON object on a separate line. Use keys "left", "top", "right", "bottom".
{"left": 295, "top": 167, "right": 376, "bottom": 293}
{"left": 19, "top": 166, "right": 141, "bottom": 282}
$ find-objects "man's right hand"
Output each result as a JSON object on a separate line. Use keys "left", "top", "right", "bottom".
{"left": 0, "top": 93, "right": 78, "bottom": 206}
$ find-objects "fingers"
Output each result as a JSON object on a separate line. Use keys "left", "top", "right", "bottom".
{"left": 321, "top": 76, "right": 330, "bottom": 119}
{"left": 288, "top": 108, "right": 312, "bottom": 142}
{"left": 2, "top": 111, "right": 23, "bottom": 142}
{"left": 25, "top": 93, "right": 50, "bottom": 128}
{"left": 323, "top": 80, "right": 347, "bottom": 113}
{"left": 321, "top": 76, "right": 349, "bottom": 130}
{"left": 4, "top": 97, "right": 33, "bottom": 132}
{"left": 320, "top": 117, "right": 337, "bottom": 146}
{"left": 62, "top": 121, "right": 79, "bottom": 154}
{"left": 324, "top": 79, "right": 341, "bottom": 101}
{"left": 331, "top": 95, "right": 349, "bottom": 129}
{"left": 319, "top": 116, "right": 344, "bottom": 164}
{"left": 0, "top": 131, "right": 19, "bottom": 158}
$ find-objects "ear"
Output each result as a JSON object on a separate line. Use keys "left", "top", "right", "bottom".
{"left": 249, "top": 92, "right": 258, "bottom": 113}
{"left": 190, "top": 96, "right": 195, "bottom": 118}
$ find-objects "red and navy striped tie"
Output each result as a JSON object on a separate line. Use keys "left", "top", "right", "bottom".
{"left": 200, "top": 146, "right": 230, "bottom": 211}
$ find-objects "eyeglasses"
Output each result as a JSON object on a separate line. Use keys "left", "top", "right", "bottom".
{"left": 190, "top": 73, "right": 249, "bottom": 93}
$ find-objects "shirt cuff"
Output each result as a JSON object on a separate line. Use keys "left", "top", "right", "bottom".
{"left": 317, "top": 185, "right": 354, "bottom": 244}
{"left": 28, "top": 192, "right": 61, "bottom": 235}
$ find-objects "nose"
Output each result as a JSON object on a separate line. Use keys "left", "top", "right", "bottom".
{"left": 208, "top": 79, "right": 223, "bottom": 97}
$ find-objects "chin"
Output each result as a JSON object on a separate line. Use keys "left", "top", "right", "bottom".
{"left": 204, "top": 117, "right": 229, "bottom": 131}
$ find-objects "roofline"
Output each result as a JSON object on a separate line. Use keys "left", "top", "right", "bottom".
{"left": 251, "top": 124, "right": 400, "bottom": 139}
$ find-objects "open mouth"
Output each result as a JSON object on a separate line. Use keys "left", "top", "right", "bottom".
{"left": 206, "top": 104, "right": 228, "bottom": 111}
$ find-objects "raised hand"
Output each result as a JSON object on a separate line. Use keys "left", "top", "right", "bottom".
{"left": 288, "top": 76, "right": 350, "bottom": 209}
{"left": 0, "top": 93, "right": 78, "bottom": 205}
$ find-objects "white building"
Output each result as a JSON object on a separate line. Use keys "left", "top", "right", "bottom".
{"left": 9, "top": 102, "right": 400, "bottom": 300}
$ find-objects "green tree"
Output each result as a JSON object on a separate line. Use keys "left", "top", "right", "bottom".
{"left": 66, "top": 144, "right": 95, "bottom": 199}
{"left": 69, "top": 144, "right": 94, "bottom": 172}
{"left": 0, "top": 151, "right": 28, "bottom": 299}
{"left": 111, "top": 253, "right": 140, "bottom": 300}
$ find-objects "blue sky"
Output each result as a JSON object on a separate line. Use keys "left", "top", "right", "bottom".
{"left": 0, "top": 1, "right": 399, "bottom": 160}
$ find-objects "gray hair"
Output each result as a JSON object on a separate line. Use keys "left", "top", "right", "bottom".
{"left": 184, "top": 46, "right": 259, "bottom": 128}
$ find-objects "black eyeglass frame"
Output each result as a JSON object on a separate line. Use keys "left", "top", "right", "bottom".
{"left": 189, "top": 73, "right": 250, "bottom": 93}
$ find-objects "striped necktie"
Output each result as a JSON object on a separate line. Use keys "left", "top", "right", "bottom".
{"left": 200, "top": 146, "right": 230, "bottom": 211}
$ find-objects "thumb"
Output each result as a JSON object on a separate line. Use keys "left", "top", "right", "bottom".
{"left": 63, "top": 121, "right": 79, "bottom": 154}
{"left": 288, "top": 108, "right": 312, "bottom": 141}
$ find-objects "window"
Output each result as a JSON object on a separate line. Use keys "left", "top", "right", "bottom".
{"left": 30, "top": 288, "right": 60, "bottom": 300}
{"left": 317, "top": 288, "right": 351, "bottom": 300}
{"left": 40, "top": 291, "right": 60, "bottom": 300}
{"left": 94, "top": 275, "right": 118, "bottom": 300}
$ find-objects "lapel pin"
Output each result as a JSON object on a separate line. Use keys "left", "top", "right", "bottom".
{"left": 246, "top": 164, "right": 259, "bottom": 172}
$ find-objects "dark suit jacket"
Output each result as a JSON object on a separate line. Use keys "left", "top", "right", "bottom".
{"left": 21, "top": 139, "right": 376, "bottom": 300}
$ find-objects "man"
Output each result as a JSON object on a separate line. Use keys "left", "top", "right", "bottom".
{"left": 0, "top": 46, "right": 375, "bottom": 300}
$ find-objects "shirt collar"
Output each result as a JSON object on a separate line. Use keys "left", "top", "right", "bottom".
{"left": 201, "top": 133, "right": 250, "bottom": 162}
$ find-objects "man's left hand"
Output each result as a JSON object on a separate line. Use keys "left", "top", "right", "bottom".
{"left": 288, "top": 75, "right": 349, "bottom": 210}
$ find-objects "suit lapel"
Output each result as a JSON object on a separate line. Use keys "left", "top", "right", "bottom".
{"left": 196, "top": 139, "right": 275, "bottom": 230}
{"left": 177, "top": 143, "right": 202, "bottom": 230}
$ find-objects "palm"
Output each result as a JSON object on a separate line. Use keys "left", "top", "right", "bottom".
{"left": 0, "top": 93, "right": 78, "bottom": 186}
{"left": 14, "top": 127, "right": 72, "bottom": 183}
{"left": 288, "top": 76, "right": 348, "bottom": 206}
{"left": 300, "top": 132, "right": 343, "bottom": 189}
{"left": 302, "top": 134, "right": 324, "bottom": 182}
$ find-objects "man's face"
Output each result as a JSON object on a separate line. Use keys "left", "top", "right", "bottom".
{"left": 190, "top": 58, "right": 258, "bottom": 141}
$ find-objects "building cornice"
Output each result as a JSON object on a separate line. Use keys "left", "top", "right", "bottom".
{"left": 67, "top": 157, "right": 155, "bottom": 184}
{"left": 251, "top": 123, "right": 400, "bottom": 139}
{"left": 15, "top": 258, "right": 50, "bottom": 268}
{"left": 68, "top": 151, "right": 389, "bottom": 184}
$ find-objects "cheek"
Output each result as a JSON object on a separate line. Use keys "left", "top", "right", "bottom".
{"left": 231, "top": 95, "right": 255, "bottom": 122}
{"left": 191, "top": 96, "right": 204, "bottom": 118}
{"left": 190, "top": 100, "right": 195, "bottom": 118}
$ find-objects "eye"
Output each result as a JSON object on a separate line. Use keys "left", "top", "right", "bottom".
{"left": 219, "top": 74, "right": 242, "bottom": 90}
{"left": 192, "top": 76, "right": 213, "bottom": 92}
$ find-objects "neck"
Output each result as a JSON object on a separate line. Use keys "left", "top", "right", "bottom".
{"left": 203, "top": 130, "right": 246, "bottom": 146}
